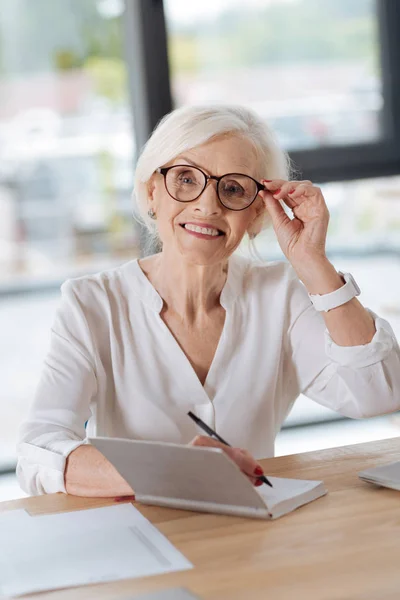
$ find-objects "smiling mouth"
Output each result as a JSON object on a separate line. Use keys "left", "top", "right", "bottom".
{"left": 179, "top": 224, "right": 225, "bottom": 236}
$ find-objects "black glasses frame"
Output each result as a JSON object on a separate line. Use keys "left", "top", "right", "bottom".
{"left": 156, "top": 165, "right": 265, "bottom": 211}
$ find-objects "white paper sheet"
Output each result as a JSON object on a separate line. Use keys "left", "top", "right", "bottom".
{"left": 0, "top": 504, "right": 192, "bottom": 597}
{"left": 0, "top": 509, "right": 31, "bottom": 525}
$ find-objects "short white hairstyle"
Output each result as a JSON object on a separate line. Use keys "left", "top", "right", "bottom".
{"left": 133, "top": 104, "right": 291, "bottom": 250}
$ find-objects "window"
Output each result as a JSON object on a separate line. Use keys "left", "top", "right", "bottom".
{"left": 0, "top": 0, "right": 138, "bottom": 468}
{"left": 164, "top": 0, "right": 383, "bottom": 151}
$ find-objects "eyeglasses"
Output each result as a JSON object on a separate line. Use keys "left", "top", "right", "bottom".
{"left": 156, "top": 164, "right": 265, "bottom": 211}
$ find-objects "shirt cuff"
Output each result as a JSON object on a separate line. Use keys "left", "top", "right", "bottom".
{"left": 324, "top": 310, "right": 395, "bottom": 369}
{"left": 17, "top": 439, "right": 87, "bottom": 494}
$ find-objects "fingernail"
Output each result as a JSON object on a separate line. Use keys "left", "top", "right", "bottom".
{"left": 289, "top": 188, "right": 296, "bottom": 194}
{"left": 255, "top": 479, "right": 263, "bottom": 487}
{"left": 273, "top": 188, "right": 281, "bottom": 196}
{"left": 262, "top": 179, "right": 272, "bottom": 183}
{"left": 254, "top": 466, "right": 264, "bottom": 476}
{"left": 114, "top": 495, "right": 135, "bottom": 502}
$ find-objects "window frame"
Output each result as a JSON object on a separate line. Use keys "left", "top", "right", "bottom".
{"left": 291, "top": 1, "right": 400, "bottom": 181}
{"left": 132, "top": 0, "right": 400, "bottom": 184}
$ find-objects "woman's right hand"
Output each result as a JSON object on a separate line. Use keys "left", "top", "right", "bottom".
{"left": 189, "top": 435, "right": 265, "bottom": 486}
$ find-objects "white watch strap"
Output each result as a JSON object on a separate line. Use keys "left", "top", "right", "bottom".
{"left": 308, "top": 272, "right": 361, "bottom": 312}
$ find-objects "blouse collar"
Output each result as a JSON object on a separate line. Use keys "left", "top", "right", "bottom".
{"left": 128, "top": 253, "right": 248, "bottom": 313}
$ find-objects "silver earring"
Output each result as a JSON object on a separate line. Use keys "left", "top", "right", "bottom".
{"left": 148, "top": 208, "right": 157, "bottom": 220}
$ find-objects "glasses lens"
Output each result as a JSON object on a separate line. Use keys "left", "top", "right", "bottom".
{"left": 218, "top": 174, "right": 257, "bottom": 210}
{"left": 165, "top": 166, "right": 205, "bottom": 201}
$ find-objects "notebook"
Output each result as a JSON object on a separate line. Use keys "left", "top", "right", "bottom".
{"left": 358, "top": 461, "right": 400, "bottom": 491}
{"left": 90, "top": 437, "right": 327, "bottom": 520}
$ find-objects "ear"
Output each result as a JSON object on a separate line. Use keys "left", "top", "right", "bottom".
{"left": 248, "top": 197, "right": 267, "bottom": 237}
{"left": 147, "top": 175, "right": 157, "bottom": 209}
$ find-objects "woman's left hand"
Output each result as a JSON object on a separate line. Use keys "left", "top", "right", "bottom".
{"left": 260, "top": 179, "right": 329, "bottom": 272}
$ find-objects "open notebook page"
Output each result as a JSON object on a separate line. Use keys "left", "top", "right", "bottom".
{"left": 256, "top": 476, "right": 327, "bottom": 519}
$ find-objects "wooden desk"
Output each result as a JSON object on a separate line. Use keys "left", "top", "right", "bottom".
{"left": 1, "top": 438, "right": 400, "bottom": 600}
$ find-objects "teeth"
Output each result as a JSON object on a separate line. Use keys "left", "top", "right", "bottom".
{"left": 184, "top": 224, "right": 220, "bottom": 236}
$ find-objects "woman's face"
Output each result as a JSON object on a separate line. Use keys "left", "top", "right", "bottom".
{"left": 148, "top": 135, "right": 266, "bottom": 266}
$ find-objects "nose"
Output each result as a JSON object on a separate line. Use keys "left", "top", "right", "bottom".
{"left": 192, "top": 179, "right": 222, "bottom": 215}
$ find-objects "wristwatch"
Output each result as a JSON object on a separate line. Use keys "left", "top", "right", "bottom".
{"left": 308, "top": 272, "right": 361, "bottom": 312}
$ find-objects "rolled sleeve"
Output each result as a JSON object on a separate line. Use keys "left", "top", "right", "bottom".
{"left": 285, "top": 269, "right": 400, "bottom": 419}
{"left": 325, "top": 311, "right": 395, "bottom": 369}
{"left": 16, "top": 280, "right": 97, "bottom": 496}
{"left": 16, "top": 439, "right": 86, "bottom": 495}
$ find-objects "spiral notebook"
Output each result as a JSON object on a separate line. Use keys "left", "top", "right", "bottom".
{"left": 90, "top": 437, "right": 327, "bottom": 520}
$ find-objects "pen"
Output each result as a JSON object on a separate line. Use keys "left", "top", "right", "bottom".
{"left": 187, "top": 411, "right": 273, "bottom": 488}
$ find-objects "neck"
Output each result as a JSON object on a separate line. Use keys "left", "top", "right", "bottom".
{"left": 144, "top": 250, "right": 228, "bottom": 323}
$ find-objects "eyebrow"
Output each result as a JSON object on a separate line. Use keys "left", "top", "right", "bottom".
{"left": 174, "top": 156, "right": 202, "bottom": 168}
{"left": 174, "top": 156, "right": 255, "bottom": 178}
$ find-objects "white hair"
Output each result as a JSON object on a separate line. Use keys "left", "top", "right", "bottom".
{"left": 132, "top": 104, "right": 291, "bottom": 255}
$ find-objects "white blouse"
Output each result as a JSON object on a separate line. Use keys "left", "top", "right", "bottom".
{"left": 16, "top": 254, "right": 400, "bottom": 495}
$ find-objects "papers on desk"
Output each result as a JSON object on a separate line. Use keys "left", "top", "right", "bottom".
{"left": 359, "top": 460, "right": 400, "bottom": 491}
{"left": 0, "top": 504, "right": 192, "bottom": 597}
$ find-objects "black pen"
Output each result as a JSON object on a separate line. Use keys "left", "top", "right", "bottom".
{"left": 187, "top": 411, "right": 273, "bottom": 488}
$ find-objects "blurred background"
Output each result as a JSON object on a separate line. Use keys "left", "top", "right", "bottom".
{"left": 1, "top": 0, "right": 400, "bottom": 500}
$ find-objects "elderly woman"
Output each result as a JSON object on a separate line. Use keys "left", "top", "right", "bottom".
{"left": 17, "top": 105, "right": 400, "bottom": 497}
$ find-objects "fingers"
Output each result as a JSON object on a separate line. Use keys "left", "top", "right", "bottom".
{"left": 190, "top": 435, "right": 223, "bottom": 448}
{"left": 259, "top": 186, "right": 292, "bottom": 231}
{"left": 287, "top": 182, "right": 314, "bottom": 202}
{"left": 189, "top": 436, "right": 265, "bottom": 486}
{"left": 262, "top": 179, "right": 286, "bottom": 197}
{"left": 230, "top": 448, "right": 265, "bottom": 486}
{"left": 259, "top": 178, "right": 325, "bottom": 232}
{"left": 262, "top": 179, "right": 314, "bottom": 205}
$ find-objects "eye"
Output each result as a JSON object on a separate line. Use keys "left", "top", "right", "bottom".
{"left": 177, "top": 170, "right": 197, "bottom": 184}
{"left": 223, "top": 180, "right": 244, "bottom": 195}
